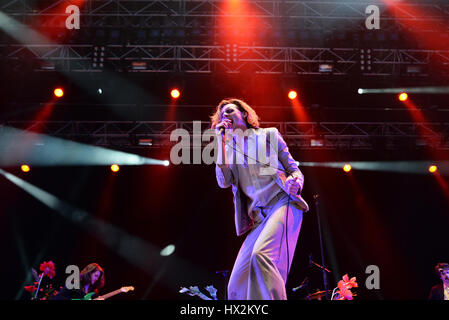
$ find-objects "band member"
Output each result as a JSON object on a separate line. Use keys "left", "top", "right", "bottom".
{"left": 211, "top": 98, "right": 309, "bottom": 300}
{"left": 54, "top": 263, "right": 105, "bottom": 300}
{"left": 429, "top": 262, "right": 449, "bottom": 300}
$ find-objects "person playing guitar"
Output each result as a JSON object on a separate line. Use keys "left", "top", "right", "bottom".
{"left": 54, "top": 263, "right": 105, "bottom": 300}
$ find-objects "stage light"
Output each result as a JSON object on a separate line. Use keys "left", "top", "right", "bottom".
{"left": 138, "top": 139, "right": 153, "bottom": 146}
{"left": 54, "top": 88, "right": 64, "bottom": 98}
{"left": 406, "top": 65, "right": 422, "bottom": 74}
{"left": 398, "top": 92, "right": 408, "bottom": 101}
{"left": 429, "top": 165, "right": 437, "bottom": 173}
{"left": 310, "top": 139, "right": 324, "bottom": 147}
{"left": 110, "top": 164, "right": 120, "bottom": 172}
{"left": 21, "top": 164, "right": 30, "bottom": 172}
{"left": 288, "top": 90, "right": 298, "bottom": 100}
{"left": 160, "top": 244, "right": 175, "bottom": 256}
{"left": 343, "top": 164, "right": 352, "bottom": 172}
{"left": 358, "top": 88, "right": 364, "bottom": 94}
{"left": 318, "top": 64, "right": 333, "bottom": 73}
{"left": 170, "top": 89, "right": 180, "bottom": 99}
{"left": 97, "top": 88, "right": 103, "bottom": 95}
{"left": 163, "top": 160, "right": 170, "bottom": 167}
{"left": 131, "top": 61, "right": 147, "bottom": 70}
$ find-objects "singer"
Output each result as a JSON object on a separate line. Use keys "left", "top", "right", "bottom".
{"left": 211, "top": 98, "right": 309, "bottom": 300}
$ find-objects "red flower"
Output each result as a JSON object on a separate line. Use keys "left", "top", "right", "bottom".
{"left": 24, "top": 286, "right": 37, "bottom": 293}
{"left": 39, "top": 261, "right": 56, "bottom": 279}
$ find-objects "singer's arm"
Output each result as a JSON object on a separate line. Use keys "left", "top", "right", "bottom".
{"left": 273, "top": 128, "right": 304, "bottom": 194}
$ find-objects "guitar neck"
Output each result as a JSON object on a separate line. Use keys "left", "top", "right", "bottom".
{"left": 98, "top": 289, "right": 123, "bottom": 300}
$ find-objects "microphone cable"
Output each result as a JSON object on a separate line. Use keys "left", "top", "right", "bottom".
{"left": 221, "top": 132, "right": 296, "bottom": 282}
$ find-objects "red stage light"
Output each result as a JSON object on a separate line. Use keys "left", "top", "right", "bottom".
{"left": 398, "top": 92, "right": 408, "bottom": 102}
{"left": 429, "top": 165, "right": 437, "bottom": 173}
{"left": 170, "top": 89, "right": 180, "bottom": 99}
{"left": 343, "top": 164, "right": 352, "bottom": 173}
{"left": 21, "top": 164, "right": 30, "bottom": 172}
{"left": 110, "top": 164, "right": 120, "bottom": 172}
{"left": 54, "top": 88, "right": 64, "bottom": 98}
{"left": 288, "top": 90, "right": 298, "bottom": 100}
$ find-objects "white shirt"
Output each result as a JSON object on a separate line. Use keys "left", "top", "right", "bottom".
{"left": 234, "top": 129, "right": 283, "bottom": 221}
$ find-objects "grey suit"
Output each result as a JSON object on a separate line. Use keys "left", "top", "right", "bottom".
{"left": 215, "top": 127, "right": 309, "bottom": 299}
{"left": 215, "top": 127, "right": 309, "bottom": 236}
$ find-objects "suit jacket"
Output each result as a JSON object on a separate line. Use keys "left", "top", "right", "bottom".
{"left": 215, "top": 127, "right": 309, "bottom": 236}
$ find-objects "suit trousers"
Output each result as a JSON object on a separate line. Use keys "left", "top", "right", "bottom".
{"left": 227, "top": 193, "right": 303, "bottom": 300}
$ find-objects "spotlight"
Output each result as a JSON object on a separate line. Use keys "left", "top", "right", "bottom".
{"left": 170, "top": 88, "right": 180, "bottom": 99}
{"left": 398, "top": 92, "right": 408, "bottom": 102}
{"left": 318, "top": 64, "right": 333, "bottom": 73}
{"left": 110, "top": 164, "right": 120, "bottom": 172}
{"left": 310, "top": 139, "right": 324, "bottom": 147}
{"left": 163, "top": 160, "right": 170, "bottom": 167}
{"left": 97, "top": 88, "right": 103, "bottom": 95}
{"left": 358, "top": 88, "right": 364, "bottom": 94}
{"left": 428, "top": 165, "right": 437, "bottom": 173}
{"left": 138, "top": 139, "right": 153, "bottom": 146}
{"left": 131, "top": 61, "right": 147, "bottom": 70}
{"left": 54, "top": 88, "right": 64, "bottom": 98}
{"left": 21, "top": 164, "right": 30, "bottom": 172}
{"left": 288, "top": 90, "right": 298, "bottom": 100}
{"left": 160, "top": 244, "right": 175, "bottom": 256}
{"left": 343, "top": 164, "right": 352, "bottom": 172}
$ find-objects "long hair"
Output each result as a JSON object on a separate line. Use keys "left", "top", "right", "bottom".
{"left": 80, "top": 263, "right": 105, "bottom": 293}
{"left": 210, "top": 98, "right": 260, "bottom": 129}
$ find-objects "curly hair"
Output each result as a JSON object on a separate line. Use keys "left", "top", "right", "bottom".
{"left": 80, "top": 263, "right": 105, "bottom": 293}
{"left": 210, "top": 98, "right": 260, "bottom": 129}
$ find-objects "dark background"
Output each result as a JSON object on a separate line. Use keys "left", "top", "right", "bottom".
{"left": 1, "top": 86, "right": 449, "bottom": 300}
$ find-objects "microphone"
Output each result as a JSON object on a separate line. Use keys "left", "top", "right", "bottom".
{"left": 292, "top": 277, "right": 308, "bottom": 292}
{"left": 217, "top": 119, "right": 232, "bottom": 135}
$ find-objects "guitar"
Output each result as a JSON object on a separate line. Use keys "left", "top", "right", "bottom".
{"left": 81, "top": 286, "right": 134, "bottom": 300}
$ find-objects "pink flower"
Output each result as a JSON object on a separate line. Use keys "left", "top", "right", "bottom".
{"left": 338, "top": 286, "right": 354, "bottom": 300}
{"left": 39, "top": 261, "right": 56, "bottom": 279}
{"left": 342, "top": 274, "right": 358, "bottom": 289}
{"left": 338, "top": 274, "right": 358, "bottom": 291}
{"left": 335, "top": 274, "right": 358, "bottom": 300}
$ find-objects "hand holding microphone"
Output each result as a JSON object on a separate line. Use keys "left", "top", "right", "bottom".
{"left": 285, "top": 176, "right": 301, "bottom": 196}
{"left": 215, "top": 118, "right": 233, "bottom": 136}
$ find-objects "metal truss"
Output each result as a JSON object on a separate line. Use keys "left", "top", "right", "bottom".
{"left": 2, "top": 44, "right": 449, "bottom": 75}
{"left": 1, "top": 120, "right": 448, "bottom": 150}
{"left": 1, "top": 0, "right": 448, "bottom": 33}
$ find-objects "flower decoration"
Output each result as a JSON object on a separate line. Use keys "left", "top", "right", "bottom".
{"left": 179, "top": 285, "right": 219, "bottom": 300}
{"left": 205, "top": 285, "right": 218, "bottom": 300}
{"left": 24, "top": 260, "right": 58, "bottom": 300}
{"left": 332, "top": 274, "right": 358, "bottom": 300}
{"left": 40, "top": 261, "right": 56, "bottom": 279}
{"left": 24, "top": 285, "right": 37, "bottom": 293}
